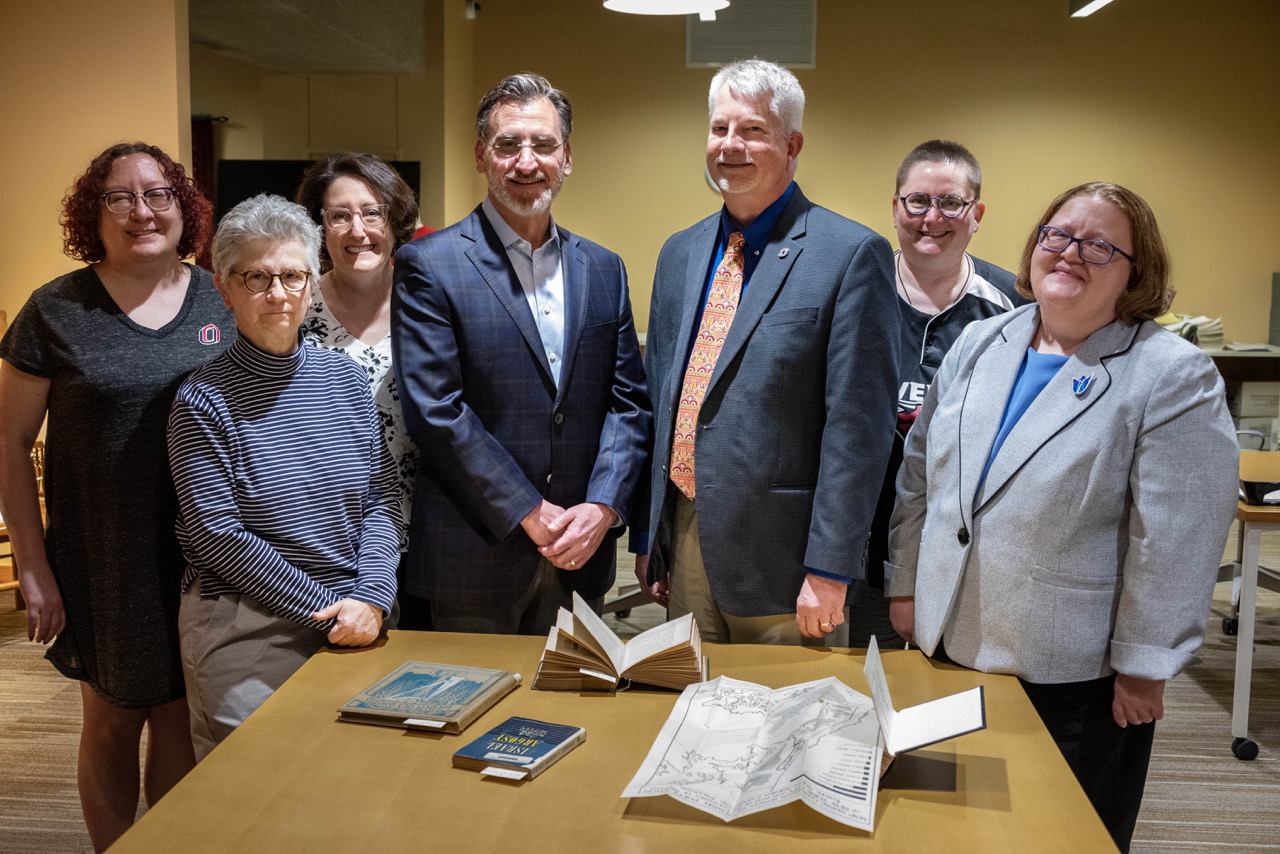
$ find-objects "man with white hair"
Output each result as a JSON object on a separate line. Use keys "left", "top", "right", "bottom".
{"left": 637, "top": 59, "right": 898, "bottom": 645}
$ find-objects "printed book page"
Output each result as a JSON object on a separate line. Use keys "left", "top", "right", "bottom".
{"left": 619, "top": 612, "right": 696, "bottom": 673}
{"left": 569, "top": 592, "right": 626, "bottom": 673}
{"left": 622, "top": 676, "right": 882, "bottom": 831}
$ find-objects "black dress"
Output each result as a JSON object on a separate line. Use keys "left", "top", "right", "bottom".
{"left": 0, "top": 265, "right": 233, "bottom": 707}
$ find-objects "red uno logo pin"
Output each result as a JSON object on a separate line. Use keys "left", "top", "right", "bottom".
{"left": 199, "top": 324, "right": 222, "bottom": 345}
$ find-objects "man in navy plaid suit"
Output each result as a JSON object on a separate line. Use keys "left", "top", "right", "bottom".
{"left": 391, "top": 73, "right": 651, "bottom": 634}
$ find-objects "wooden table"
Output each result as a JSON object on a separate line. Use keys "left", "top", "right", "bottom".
{"left": 1226, "top": 451, "right": 1280, "bottom": 760}
{"left": 110, "top": 632, "right": 1116, "bottom": 853}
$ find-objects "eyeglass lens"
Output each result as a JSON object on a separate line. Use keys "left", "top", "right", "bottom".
{"left": 102, "top": 188, "right": 176, "bottom": 213}
{"left": 489, "top": 137, "right": 563, "bottom": 158}
{"left": 239, "top": 270, "right": 310, "bottom": 293}
{"left": 901, "top": 193, "right": 969, "bottom": 217}
{"left": 1038, "top": 226, "right": 1121, "bottom": 264}
{"left": 323, "top": 206, "right": 388, "bottom": 230}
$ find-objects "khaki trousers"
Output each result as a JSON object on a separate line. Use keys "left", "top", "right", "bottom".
{"left": 668, "top": 492, "right": 849, "bottom": 646}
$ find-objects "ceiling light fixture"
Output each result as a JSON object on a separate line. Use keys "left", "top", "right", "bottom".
{"left": 1070, "top": 0, "right": 1118, "bottom": 17}
{"left": 604, "top": 1, "right": 730, "bottom": 22}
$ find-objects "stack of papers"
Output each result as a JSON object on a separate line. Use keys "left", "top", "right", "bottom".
{"left": 1224, "top": 343, "right": 1280, "bottom": 353}
{"left": 1159, "top": 314, "right": 1223, "bottom": 349}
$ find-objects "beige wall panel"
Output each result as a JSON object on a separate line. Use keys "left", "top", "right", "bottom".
{"left": 410, "top": 0, "right": 445, "bottom": 230}
{"left": 397, "top": 70, "right": 438, "bottom": 227}
{"left": 442, "top": 0, "right": 483, "bottom": 224}
{"left": 190, "top": 45, "right": 266, "bottom": 160}
{"left": 0, "top": 0, "right": 190, "bottom": 320}
{"left": 261, "top": 74, "right": 311, "bottom": 159}
{"left": 307, "top": 75, "right": 400, "bottom": 157}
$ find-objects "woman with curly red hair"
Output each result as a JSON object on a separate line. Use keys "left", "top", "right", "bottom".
{"left": 0, "top": 142, "right": 232, "bottom": 851}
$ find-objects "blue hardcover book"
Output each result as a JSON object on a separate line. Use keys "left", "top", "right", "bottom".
{"left": 452, "top": 716, "right": 586, "bottom": 780}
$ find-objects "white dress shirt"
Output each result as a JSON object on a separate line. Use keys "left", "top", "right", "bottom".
{"left": 481, "top": 198, "right": 566, "bottom": 387}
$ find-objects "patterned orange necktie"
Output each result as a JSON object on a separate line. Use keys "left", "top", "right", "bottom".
{"left": 670, "top": 231, "right": 746, "bottom": 500}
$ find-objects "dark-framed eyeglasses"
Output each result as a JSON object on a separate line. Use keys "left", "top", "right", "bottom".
{"left": 1036, "top": 225, "right": 1135, "bottom": 265}
{"left": 231, "top": 269, "right": 311, "bottom": 294}
{"left": 101, "top": 187, "right": 178, "bottom": 214}
{"left": 322, "top": 205, "right": 390, "bottom": 231}
{"left": 486, "top": 137, "right": 565, "bottom": 159}
{"left": 895, "top": 193, "right": 975, "bottom": 218}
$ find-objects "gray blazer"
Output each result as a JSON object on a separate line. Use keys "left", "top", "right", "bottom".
{"left": 888, "top": 304, "right": 1237, "bottom": 683}
{"left": 643, "top": 187, "right": 899, "bottom": 615}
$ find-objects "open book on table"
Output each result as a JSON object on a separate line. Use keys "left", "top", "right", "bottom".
{"left": 532, "top": 592, "right": 707, "bottom": 691}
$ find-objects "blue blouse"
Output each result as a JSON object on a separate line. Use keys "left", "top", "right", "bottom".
{"left": 976, "top": 347, "right": 1070, "bottom": 498}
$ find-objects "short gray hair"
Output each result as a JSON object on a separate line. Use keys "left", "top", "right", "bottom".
{"left": 708, "top": 59, "right": 804, "bottom": 135}
{"left": 211, "top": 194, "right": 322, "bottom": 281}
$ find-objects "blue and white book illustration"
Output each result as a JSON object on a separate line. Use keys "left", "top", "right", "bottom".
{"left": 338, "top": 661, "right": 521, "bottom": 734}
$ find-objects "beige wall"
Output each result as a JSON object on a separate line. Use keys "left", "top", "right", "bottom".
{"left": 190, "top": 46, "right": 267, "bottom": 159}
{"left": 0, "top": 0, "right": 191, "bottom": 321}
{"left": 5, "top": 1, "right": 1278, "bottom": 340}
{"left": 466, "top": 0, "right": 1280, "bottom": 338}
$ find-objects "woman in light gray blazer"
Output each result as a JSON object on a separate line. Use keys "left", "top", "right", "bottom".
{"left": 887, "top": 182, "right": 1237, "bottom": 853}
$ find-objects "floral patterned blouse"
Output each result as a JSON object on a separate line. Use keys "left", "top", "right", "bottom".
{"left": 303, "top": 283, "right": 417, "bottom": 552}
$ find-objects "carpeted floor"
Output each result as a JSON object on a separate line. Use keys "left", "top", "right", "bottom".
{"left": 1, "top": 537, "right": 1277, "bottom": 853}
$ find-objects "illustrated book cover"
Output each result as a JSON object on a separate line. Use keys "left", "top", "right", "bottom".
{"left": 452, "top": 716, "right": 586, "bottom": 780}
{"left": 532, "top": 592, "right": 706, "bottom": 691}
{"left": 337, "top": 661, "right": 521, "bottom": 734}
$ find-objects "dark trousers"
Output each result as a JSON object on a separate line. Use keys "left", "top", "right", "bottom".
{"left": 394, "top": 553, "right": 434, "bottom": 632}
{"left": 1020, "top": 675, "right": 1154, "bottom": 854}
{"left": 430, "top": 558, "right": 602, "bottom": 636}
{"left": 930, "top": 642, "right": 1152, "bottom": 853}
{"left": 396, "top": 591, "right": 434, "bottom": 631}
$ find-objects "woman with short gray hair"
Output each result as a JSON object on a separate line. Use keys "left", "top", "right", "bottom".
{"left": 167, "top": 194, "right": 400, "bottom": 759}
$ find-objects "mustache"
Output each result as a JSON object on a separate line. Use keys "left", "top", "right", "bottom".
{"left": 714, "top": 154, "right": 754, "bottom": 166}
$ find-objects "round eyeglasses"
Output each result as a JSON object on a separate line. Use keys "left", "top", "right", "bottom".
{"left": 231, "top": 269, "right": 311, "bottom": 294}
{"left": 486, "top": 138, "right": 565, "bottom": 159}
{"left": 1037, "top": 225, "right": 1134, "bottom": 265}
{"left": 322, "top": 205, "right": 389, "bottom": 231}
{"left": 895, "top": 193, "right": 975, "bottom": 218}
{"left": 101, "top": 187, "right": 178, "bottom": 214}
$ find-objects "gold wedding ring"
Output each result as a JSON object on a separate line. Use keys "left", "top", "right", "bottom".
{"left": 569, "top": 559, "right": 577, "bottom": 567}
{"left": 819, "top": 620, "right": 832, "bottom": 629}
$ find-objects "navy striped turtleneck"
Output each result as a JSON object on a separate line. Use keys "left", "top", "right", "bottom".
{"left": 168, "top": 334, "right": 400, "bottom": 630}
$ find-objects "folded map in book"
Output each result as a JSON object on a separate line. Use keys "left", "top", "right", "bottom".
{"left": 622, "top": 636, "right": 985, "bottom": 831}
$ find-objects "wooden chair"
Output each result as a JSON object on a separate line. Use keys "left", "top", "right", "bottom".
{"left": 0, "top": 441, "right": 42, "bottom": 611}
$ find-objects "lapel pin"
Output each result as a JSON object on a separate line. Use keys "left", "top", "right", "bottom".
{"left": 778, "top": 248, "right": 789, "bottom": 259}
{"left": 1072, "top": 374, "right": 1094, "bottom": 396}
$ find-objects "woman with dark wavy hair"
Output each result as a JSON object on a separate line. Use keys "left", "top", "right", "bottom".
{"left": 296, "top": 153, "right": 424, "bottom": 626}
{"left": 0, "top": 141, "right": 232, "bottom": 851}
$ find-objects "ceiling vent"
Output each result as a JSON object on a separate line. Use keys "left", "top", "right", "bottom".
{"left": 687, "top": 0, "right": 817, "bottom": 68}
